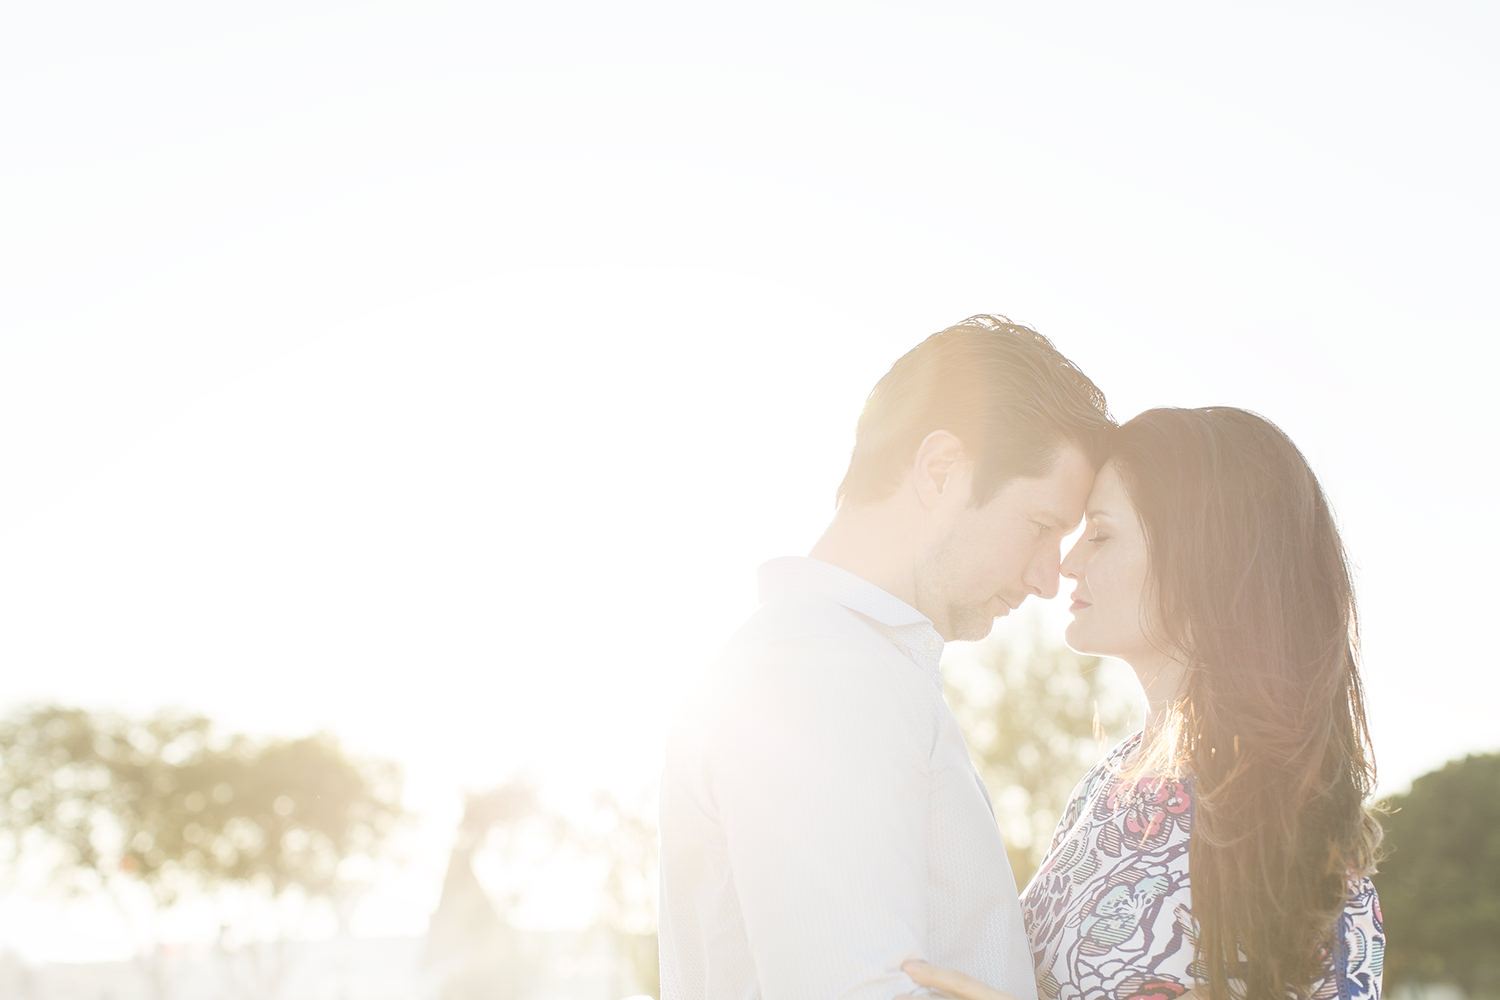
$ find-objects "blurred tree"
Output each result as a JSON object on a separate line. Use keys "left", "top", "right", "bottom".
{"left": 584, "top": 788, "right": 660, "bottom": 1000}
{"left": 1376, "top": 751, "right": 1500, "bottom": 998}
{"left": 426, "top": 780, "right": 661, "bottom": 999}
{"left": 0, "top": 704, "right": 404, "bottom": 999}
{"left": 944, "top": 616, "right": 1141, "bottom": 887}
{"left": 425, "top": 780, "right": 547, "bottom": 999}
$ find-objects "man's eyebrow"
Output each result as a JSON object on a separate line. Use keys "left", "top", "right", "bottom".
{"left": 1035, "top": 509, "right": 1079, "bottom": 529}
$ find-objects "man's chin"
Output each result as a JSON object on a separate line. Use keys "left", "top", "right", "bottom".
{"left": 949, "top": 616, "right": 999, "bottom": 644}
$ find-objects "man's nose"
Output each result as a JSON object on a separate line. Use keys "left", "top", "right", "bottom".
{"left": 1059, "top": 542, "right": 1081, "bottom": 581}
{"left": 1026, "top": 549, "right": 1062, "bottom": 600}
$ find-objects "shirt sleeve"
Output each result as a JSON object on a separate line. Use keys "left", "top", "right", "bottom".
{"left": 706, "top": 633, "right": 941, "bottom": 1000}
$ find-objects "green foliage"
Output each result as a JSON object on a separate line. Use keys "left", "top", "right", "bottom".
{"left": 944, "top": 617, "right": 1141, "bottom": 887}
{"left": 0, "top": 703, "right": 405, "bottom": 908}
{"left": 1376, "top": 751, "right": 1500, "bottom": 997}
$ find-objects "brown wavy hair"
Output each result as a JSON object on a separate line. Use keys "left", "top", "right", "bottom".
{"left": 836, "top": 314, "right": 1114, "bottom": 508}
{"left": 1110, "top": 407, "right": 1381, "bottom": 1000}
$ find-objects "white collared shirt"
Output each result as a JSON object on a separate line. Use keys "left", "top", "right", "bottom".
{"left": 659, "top": 557, "right": 1037, "bottom": 1000}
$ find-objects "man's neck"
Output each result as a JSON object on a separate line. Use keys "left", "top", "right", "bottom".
{"left": 808, "top": 504, "right": 919, "bottom": 609}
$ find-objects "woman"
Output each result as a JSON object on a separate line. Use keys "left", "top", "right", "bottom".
{"left": 904, "top": 407, "right": 1384, "bottom": 1000}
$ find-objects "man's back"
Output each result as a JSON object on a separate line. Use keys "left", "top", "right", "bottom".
{"left": 658, "top": 557, "right": 1037, "bottom": 1000}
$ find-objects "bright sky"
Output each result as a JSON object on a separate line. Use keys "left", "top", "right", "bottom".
{"left": 3, "top": 0, "right": 1498, "bottom": 965}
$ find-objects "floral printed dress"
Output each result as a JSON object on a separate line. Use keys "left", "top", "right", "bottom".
{"left": 1019, "top": 733, "right": 1384, "bottom": 1000}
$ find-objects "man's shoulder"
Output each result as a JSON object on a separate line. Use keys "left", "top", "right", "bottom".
{"left": 718, "top": 595, "right": 906, "bottom": 677}
{"left": 728, "top": 593, "right": 860, "bottom": 647}
{"left": 664, "top": 596, "right": 945, "bottom": 797}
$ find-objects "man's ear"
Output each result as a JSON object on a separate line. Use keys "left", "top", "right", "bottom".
{"left": 912, "top": 430, "right": 970, "bottom": 509}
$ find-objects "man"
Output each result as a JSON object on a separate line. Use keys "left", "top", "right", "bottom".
{"left": 658, "top": 315, "right": 1113, "bottom": 999}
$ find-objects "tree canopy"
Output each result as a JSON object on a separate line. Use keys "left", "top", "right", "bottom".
{"left": 1376, "top": 751, "right": 1500, "bottom": 997}
{"left": 0, "top": 704, "right": 403, "bottom": 907}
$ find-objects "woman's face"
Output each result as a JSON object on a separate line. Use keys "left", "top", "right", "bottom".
{"left": 1059, "top": 462, "right": 1158, "bottom": 664}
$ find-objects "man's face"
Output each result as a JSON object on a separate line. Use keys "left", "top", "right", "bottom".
{"left": 917, "top": 444, "right": 1095, "bottom": 642}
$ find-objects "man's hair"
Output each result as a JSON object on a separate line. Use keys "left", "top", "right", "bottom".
{"left": 835, "top": 314, "right": 1113, "bottom": 507}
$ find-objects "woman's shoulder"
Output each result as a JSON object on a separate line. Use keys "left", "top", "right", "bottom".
{"left": 1049, "top": 730, "right": 1200, "bottom": 860}
{"left": 1054, "top": 730, "right": 1144, "bottom": 816}
{"left": 1084, "top": 730, "right": 1145, "bottom": 785}
{"left": 1106, "top": 729, "right": 1145, "bottom": 763}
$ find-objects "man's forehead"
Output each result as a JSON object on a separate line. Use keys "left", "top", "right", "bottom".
{"left": 995, "top": 464, "right": 1094, "bottom": 521}
{"left": 1033, "top": 492, "right": 1090, "bottom": 526}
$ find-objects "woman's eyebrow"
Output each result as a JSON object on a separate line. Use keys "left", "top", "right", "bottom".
{"left": 1086, "top": 508, "right": 1114, "bottom": 521}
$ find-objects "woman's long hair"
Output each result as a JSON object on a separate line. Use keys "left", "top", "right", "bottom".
{"left": 1110, "top": 407, "right": 1381, "bottom": 1000}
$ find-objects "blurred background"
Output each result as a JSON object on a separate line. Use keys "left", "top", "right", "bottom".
{"left": 2, "top": 1, "right": 1497, "bottom": 997}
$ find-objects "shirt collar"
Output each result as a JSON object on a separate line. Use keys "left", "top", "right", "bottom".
{"left": 757, "top": 556, "right": 946, "bottom": 678}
